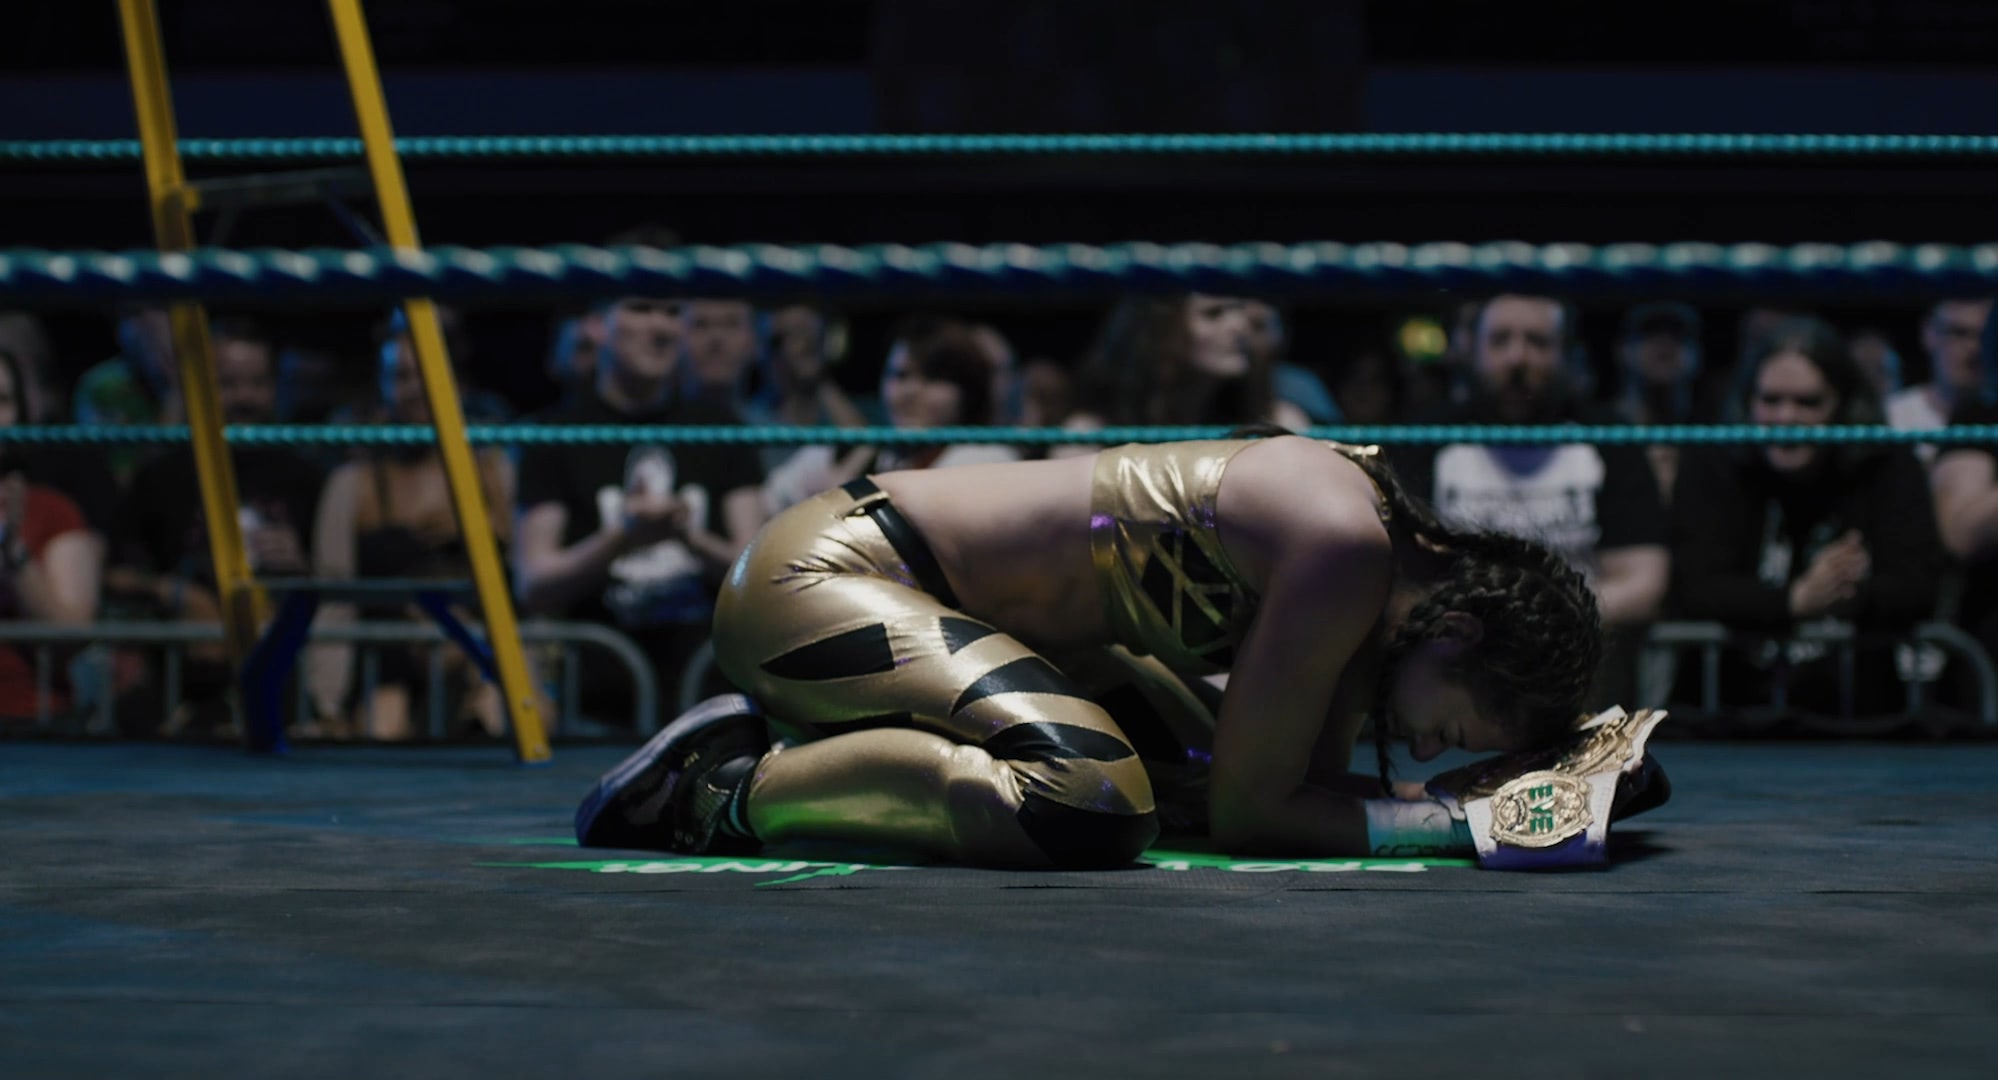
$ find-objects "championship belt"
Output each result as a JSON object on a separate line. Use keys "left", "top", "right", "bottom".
{"left": 1425, "top": 707, "right": 1669, "bottom": 871}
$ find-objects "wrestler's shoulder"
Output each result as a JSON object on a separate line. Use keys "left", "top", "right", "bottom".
{"left": 1223, "top": 438, "right": 1391, "bottom": 546}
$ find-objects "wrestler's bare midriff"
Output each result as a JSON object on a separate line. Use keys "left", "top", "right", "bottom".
{"left": 875, "top": 453, "right": 1107, "bottom": 651}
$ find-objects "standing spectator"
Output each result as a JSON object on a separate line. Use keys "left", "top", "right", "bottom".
{"left": 745, "top": 304, "right": 868, "bottom": 472}
{"left": 0, "top": 311, "right": 120, "bottom": 546}
{"left": 1017, "top": 357, "right": 1076, "bottom": 430}
{"left": 0, "top": 311, "right": 57, "bottom": 421}
{"left": 1671, "top": 317, "right": 1941, "bottom": 718}
{"left": 1331, "top": 344, "right": 1405, "bottom": 427}
{"left": 1392, "top": 294, "right": 1669, "bottom": 702}
{"left": 1059, "top": 294, "right": 1307, "bottom": 457}
{"left": 763, "top": 323, "right": 1022, "bottom": 513}
{"left": 1243, "top": 299, "right": 1342, "bottom": 424}
{"left": 1929, "top": 310, "right": 1998, "bottom": 695}
{"left": 74, "top": 305, "right": 182, "bottom": 483}
{"left": 1615, "top": 302, "right": 1722, "bottom": 503}
{"left": 1848, "top": 326, "right": 1904, "bottom": 403}
{"left": 0, "top": 349, "right": 100, "bottom": 723}
{"left": 681, "top": 300, "right": 761, "bottom": 410}
{"left": 106, "top": 319, "right": 324, "bottom": 736}
{"left": 1884, "top": 299, "right": 1993, "bottom": 464}
{"left": 514, "top": 296, "right": 767, "bottom": 726}
{"left": 308, "top": 318, "right": 518, "bottom": 740}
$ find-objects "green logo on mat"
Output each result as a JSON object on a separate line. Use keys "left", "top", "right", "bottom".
{"left": 479, "top": 844, "right": 1472, "bottom": 885}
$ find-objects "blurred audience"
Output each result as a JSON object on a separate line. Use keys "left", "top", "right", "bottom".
{"left": 1060, "top": 294, "right": 1306, "bottom": 457}
{"left": 105, "top": 319, "right": 325, "bottom": 736}
{"left": 0, "top": 348, "right": 101, "bottom": 723}
{"left": 74, "top": 305, "right": 182, "bottom": 483}
{"left": 515, "top": 295, "right": 766, "bottom": 726}
{"left": 1848, "top": 326, "right": 1903, "bottom": 403}
{"left": 744, "top": 304, "right": 869, "bottom": 472}
{"left": 10, "top": 289, "right": 1998, "bottom": 735}
{"left": 1330, "top": 344, "right": 1404, "bottom": 427}
{"left": 1392, "top": 294, "right": 1670, "bottom": 703}
{"left": 1671, "top": 317, "right": 1942, "bottom": 717}
{"left": 681, "top": 299, "right": 762, "bottom": 410}
{"left": 1886, "top": 299, "right": 1993, "bottom": 465}
{"left": 1616, "top": 302, "right": 1722, "bottom": 502}
{"left": 1242, "top": 300, "right": 1341, "bottom": 425}
{"left": 1930, "top": 306, "right": 1998, "bottom": 684}
{"left": 763, "top": 321, "right": 1022, "bottom": 514}
{"left": 307, "top": 317, "right": 518, "bottom": 740}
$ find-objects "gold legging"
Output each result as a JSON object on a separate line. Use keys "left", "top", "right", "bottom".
{"left": 713, "top": 480, "right": 1199, "bottom": 868}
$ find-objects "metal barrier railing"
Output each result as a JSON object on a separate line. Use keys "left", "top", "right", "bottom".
{"left": 1644, "top": 621, "right": 1998, "bottom": 727}
{"left": 0, "top": 618, "right": 659, "bottom": 737}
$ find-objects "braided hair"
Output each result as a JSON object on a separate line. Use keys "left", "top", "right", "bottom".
{"left": 1341, "top": 450, "right": 1602, "bottom": 787}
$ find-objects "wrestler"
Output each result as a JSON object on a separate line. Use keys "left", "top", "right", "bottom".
{"left": 576, "top": 431, "right": 1624, "bottom": 868}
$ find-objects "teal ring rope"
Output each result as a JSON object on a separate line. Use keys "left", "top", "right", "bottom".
{"left": 9, "top": 133, "right": 1998, "bottom": 164}
{"left": 0, "top": 424, "right": 1991, "bottom": 448}
{"left": 5, "top": 242, "right": 1996, "bottom": 304}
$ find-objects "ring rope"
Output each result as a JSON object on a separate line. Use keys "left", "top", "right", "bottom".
{"left": 0, "top": 424, "right": 1989, "bottom": 448}
{"left": 5, "top": 242, "right": 1996, "bottom": 304}
{"left": 8, "top": 133, "right": 1998, "bottom": 164}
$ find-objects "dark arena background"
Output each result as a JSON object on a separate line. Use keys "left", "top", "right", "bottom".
{"left": 2, "top": 3, "right": 1996, "bottom": 1078}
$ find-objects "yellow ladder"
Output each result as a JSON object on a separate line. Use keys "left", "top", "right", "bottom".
{"left": 116, "top": 0, "right": 551, "bottom": 763}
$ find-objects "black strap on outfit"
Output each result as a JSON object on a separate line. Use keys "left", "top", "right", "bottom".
{"left": 840, "top": 478, "right": 962, "bottom": 609}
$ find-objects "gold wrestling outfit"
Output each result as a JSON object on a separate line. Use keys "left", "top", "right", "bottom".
{"left": 711, "top": 439, "right": 1372, "bottom": 867}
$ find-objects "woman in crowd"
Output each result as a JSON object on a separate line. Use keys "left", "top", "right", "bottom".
{"left": 1669, "top": 316, "right": 1943, "bottom": 719}
{"left": 307, "top": 319, "right": 519, "bottom": 740}
{"left": 761, "top": 321, "right": 1021, "bottom": 514}
{"left": 1056, "top": 295, "right": 1308, "bottom": 456}
{"left": 0, "top": 348, "right": 101, "bottom": 724}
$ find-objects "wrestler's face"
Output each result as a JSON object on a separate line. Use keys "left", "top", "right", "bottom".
{"left": 1382, "top": 615, "right": 1520, "bottom": 763}
{"left": 1750, "top": 350, "right": 1838, "bottom": 473}
{"left": 1186, "top": 295, "right": 1251, "bottom": 378}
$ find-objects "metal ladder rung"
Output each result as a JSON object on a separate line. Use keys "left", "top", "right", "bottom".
{"left": 175, "top": 166, "right": 374, "bottom": 214}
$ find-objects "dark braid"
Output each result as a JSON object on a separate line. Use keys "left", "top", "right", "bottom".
{"left": 1346, "top": 452, "right": 1604, "bottom": 790}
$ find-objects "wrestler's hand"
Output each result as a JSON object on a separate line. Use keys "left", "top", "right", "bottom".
{"left": 617, "top": 490, "right": 691, "bottom": 551}
{"left": 1392, "top": 780, "right": 1430, "bottom": 801}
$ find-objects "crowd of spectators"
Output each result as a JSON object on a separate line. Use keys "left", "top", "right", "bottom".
{"left": 0, "top": 284, "right": 1992, "bottom": 741}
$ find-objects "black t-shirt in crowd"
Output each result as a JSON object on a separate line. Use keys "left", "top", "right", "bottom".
{"left": 516, "top": 390, "right": 765, "bottom": 634}
{"left": 22, "top": 452, "right": 121, "bottom": 539}
{"left": 1390, "top": 401, "right": 1668, "bottom": 582}
{"left": 1667, "top": 445, "right": 1942, "bottom": 632}
{"left": 113, "top": 446, "right": 328, "bottom": 588}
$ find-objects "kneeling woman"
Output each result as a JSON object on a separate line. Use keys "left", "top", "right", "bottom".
{"left": 577, "top": 434, "right": 1604, "bottom": 868}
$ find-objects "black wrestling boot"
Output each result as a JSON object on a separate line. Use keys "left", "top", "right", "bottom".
{"left": 574, "top": 693, "right": 770, "bottom": 854}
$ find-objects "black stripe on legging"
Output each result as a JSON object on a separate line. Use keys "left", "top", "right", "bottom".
{"left": 984, "top": 722, "right": 1136, "bottom": 764}
{"left": 939, "top": 616, "right": 995, "bottom": 654}
{"left": 949, "top": 656, "right": 1082, "bottom": 714}
{"left": 1016, "top": 792, "right": 1159, "bottom": 870}
{"left": 760, "top": 623, "right": 897, "bottom": 681}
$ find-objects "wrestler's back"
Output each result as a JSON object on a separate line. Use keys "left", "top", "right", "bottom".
{"left": 875, "top": 438, "right": 1385, "bottom": 656}
{"left": 875, "top": 454, "right": 1108, "bottom": 651}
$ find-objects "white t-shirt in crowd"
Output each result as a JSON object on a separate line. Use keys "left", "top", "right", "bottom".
{"left": 1885, "top": 385, "right": 1948, "bottom": 465}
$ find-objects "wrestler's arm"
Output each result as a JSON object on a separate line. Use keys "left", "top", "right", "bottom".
{"left": 1208, "top": 509, "right": 1391, "bottom": 855}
